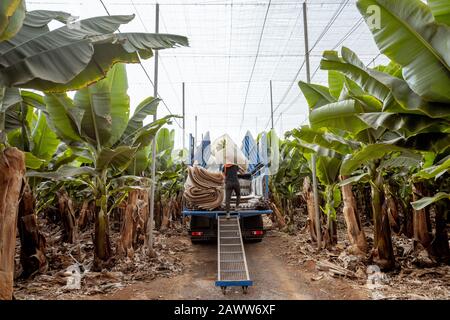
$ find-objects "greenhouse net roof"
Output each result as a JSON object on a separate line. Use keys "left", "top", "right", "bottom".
{"left": 27, "top": 0, "right": 388, "bottom": 147}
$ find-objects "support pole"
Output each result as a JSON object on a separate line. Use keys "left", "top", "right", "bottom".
{"left": 270, "top": 80, "right": 274, "bottom": 130}
{"left": 303, "top": 1, "right": 321, "bottom": 249}
{"left": 182, "top": 82, "right": 186, "bottom": 151}
{"left": 195, "top": 115, "right": 198, "bottom": 148}
{"left": 148, "top": 3, "right": 160, "bottom": 256}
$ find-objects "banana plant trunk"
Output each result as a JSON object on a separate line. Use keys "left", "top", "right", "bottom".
{"left": 118, "top": 190, "right": 138, "bottom": 258}
{"left": 93, "top": 171, "right": 111, "bottom": 270}
{"left": 340, "top": 176, "right": 367, "bottom": 255}
{"left": 94, "top": 207, "right": 112, "bottom": 268}
{"left": 370, "top": 170, "right": 395, "bottom": 270}
{"left": 0, "top": 147, "right": 25, "bottom": 300}
{"left": 385, "top": 185, "right": 400, "bottom": 234}
{"left": 57, "top": 191, "right": 76, "bottom": 243}
{"left": 431, "top": 202, "right": 450, "bottom": 263}
{"left": 18, "top": 182, "right": 47, "bottom": 278}
{"left": 160, "top": 195, "right": 171, "bottom": 231}
{"left": 412, "top": 183, "right": 432, "bottom": 249}
{"left": 303, "top": 176, "right": 319, "bottom": 243}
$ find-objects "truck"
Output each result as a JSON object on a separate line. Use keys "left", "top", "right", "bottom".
{"left": 184, "top": 167, "right": 272, "bottom": 243}
{"left": 182, "top": 133, "right": 273, "bottom": 294}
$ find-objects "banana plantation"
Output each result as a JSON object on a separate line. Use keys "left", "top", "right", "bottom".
{"left": 0, "top": 0, "right": 449, "bottom": 302}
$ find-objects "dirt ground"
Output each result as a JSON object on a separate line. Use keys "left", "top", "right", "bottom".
{"left": 13, "top": 218, "right": 450, "bottom": 300}
{"left": 88, "top": 231, "right": 366, "bottom": 300}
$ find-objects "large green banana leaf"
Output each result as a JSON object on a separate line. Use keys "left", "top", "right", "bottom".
{"left": 96, "top": 145, "right": 138, "bottom": 173}
{"left": 358, "top": 113, "right": 450, "bottom": 138}
{"left": 316, "top": 156, "right": 342, "bottom": 186}
{"left": 396, "top": 132, "right": 450, "bottom": 153}
{"left": 321, "top": 47, "right": 449, "bottom": 118}
{"left": 0, "top": 10, "right": 72, "bottom": 52}
{"left": 127, "top": 146, "right": 152, "bottom": 176}
{"left": 309, "top": 99, "right": 376, "bottom": 133}
{"left": 328, "top": 70, "right": 345, "bottom": 100}
{"left": 321, "top": 49, "right": 394, "bottom": 105}
{"left": 31, "top": 112, "right": 60, "bottom": 161}
{"left": 132, "top": 115, "right": 177, "bottom": 150}
{"left": 73, "top": 63, "right": 129, "bottom": 148}
{"left": 0, "top": 87, "right": 21, "bottom": 112}
{"left": 24, "top": 152, "right": 46, "bottom": 170}
{"left": 26, "top": 165, "right": 98, "bottom": 180}
{"left": 411, "top": 192, "right": 450, "bottom": 210}
{"left": 156, "top": 128, "right": 175, "bottom": 154}
{"left": 357, "top": 0, "right": 450, "bottom": 103}
{"left": 414, "top": 155, "right": 450, "bottom": 180}
{"left": 290, "top": 126, "right": 360, "bottom": 155}
{"left": 44, "top": 93, "right": 82, "bottom": 142}
{"left": 285, "top": 138, "right": 341, "bottom": 159}
{"left": 298, "top": 81, "right": 335, "bottom": 109}
{"left": 0, "top": 12, "right": 188, "bottom": 92}
{"left": 428, "top": 0, "right": 450, "bottom": 26}
{"left": 340, "top": 143, "right": 419, "bottom": 175}
{"left": 120, "top": 96, "right": 159, "bottom": 143}
{"left": 0, "top": 0, "right": 25, "bottom": 41}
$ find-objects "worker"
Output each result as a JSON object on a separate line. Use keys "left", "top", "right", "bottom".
{"left": 223, "top": 163, "right": 241, "bottom": 218}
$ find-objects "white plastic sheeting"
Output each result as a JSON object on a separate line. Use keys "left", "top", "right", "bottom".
{"left": 210, "top": 134, "right": 249, "bottom": 170}
{"left": 26, "top": 0, "right": 387, "bottom": 147}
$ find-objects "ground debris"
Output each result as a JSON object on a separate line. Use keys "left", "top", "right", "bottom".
{"left": 275, "top": 213, "right": 450, "bottom": 300}
{"left": 14, "top": 221, "right": 189, "bottom": 300}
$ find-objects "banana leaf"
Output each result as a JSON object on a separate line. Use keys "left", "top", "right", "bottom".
{"left": 427, "top": 0, "right": 450, "bottom": 26}
{"left": 340, "top": 144, "right": 418, "bottom": 175}
{"left": 411, "top": 192, "right": 450, "bottom": 210}
{"left": 31, "top": 112, "right": 60, "bottom": 160}
{"left": 0, "top": 12, "right": 188, "bottom": 92}
{"left": 357, "top": 0, "right": 450, "bottom": 103}
{"left": 0, "top": 0, "right": 26, "bottom": 41}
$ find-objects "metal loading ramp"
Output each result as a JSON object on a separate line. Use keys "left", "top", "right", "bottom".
{"left": 216, "top": 216, "right": 252, "bottom": 294}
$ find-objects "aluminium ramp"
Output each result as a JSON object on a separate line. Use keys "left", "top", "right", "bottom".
{"left": 215, "top": 216, "right": 252, "bottom": 294}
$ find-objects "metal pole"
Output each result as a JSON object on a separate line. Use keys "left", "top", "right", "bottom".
{"left": 194, "top": 115, "right": 198, "bottom": 148}
{"left": 270, "top": 80, "right": 274, "bottom": 130}
{"left": 182, "top": 82, "right": 185, "bottom": 151}
{"left": 303, "top": 1, "right": 321, "bottom": 249}
{"left": 148, "top": 2, "right": 160, "bottom": 256}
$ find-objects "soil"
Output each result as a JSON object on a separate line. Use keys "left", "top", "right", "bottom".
{"left": 87, "top": 231, "right": 366, "bottom": 300}
{"left": 13, "top": 216, "right": 450, "bottom": 300}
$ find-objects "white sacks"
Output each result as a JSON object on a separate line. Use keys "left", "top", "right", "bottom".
{"left": 210, "top": 134, "right": 249, "bottom": 171}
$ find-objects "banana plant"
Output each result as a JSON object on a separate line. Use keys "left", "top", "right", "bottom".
{"left": 304, "top": 42, "right": 449, "bottom": 266}
{"left": 270, "top": 137, "right": 310, "bottom": 227}
{"left": 0, "top": 9, "right": 188, "bottom": 145}
{"left": 356, "top": 0, "right": 450, "bottom": 103}
{"left": 27, "top": 64, "right": 176, "bottom": 267}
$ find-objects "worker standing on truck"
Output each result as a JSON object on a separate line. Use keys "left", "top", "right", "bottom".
{"left": 223, "top": 163, "right": 241, "bottom": 218}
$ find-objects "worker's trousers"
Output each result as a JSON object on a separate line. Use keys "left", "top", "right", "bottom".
{"left": 225, "top": 181, "right": 241, "bottom": 213}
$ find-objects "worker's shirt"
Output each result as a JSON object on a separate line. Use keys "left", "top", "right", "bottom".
{"left": 223, "top": 164, "right": 239, "bottom": 185}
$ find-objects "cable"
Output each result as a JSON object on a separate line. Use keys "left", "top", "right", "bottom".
{"left": 309, "top": 17, "right": 364, "bottom": 81}
{"left": 271, "top": 11, "right": 366, "bottom": 128}
{"left": 272, "top": 51, "right": 383, "bottom": 129}
{"left": 262, "top": 0, "right": 349, "bottom": 131}
{"left": 226, "top": 0, "right": 234, "bottom": 132}
{"left": 99, "top": 0, "right": 183, "bottom": 128}
{"left": 239, "top": 0, "right": 272, "bottom": 131}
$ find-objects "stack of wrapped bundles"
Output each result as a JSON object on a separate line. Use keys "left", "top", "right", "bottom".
{"left": 184, "top": 166, "right": 224, "bottom": 210}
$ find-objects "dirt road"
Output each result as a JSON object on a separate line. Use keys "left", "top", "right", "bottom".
{"left": 99, "top": 231, "right": 367, "bottom": 300}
